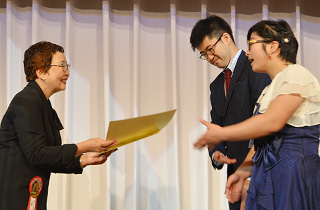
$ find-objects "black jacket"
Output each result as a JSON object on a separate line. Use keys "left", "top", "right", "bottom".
{"left": 209, "top": 51, "right": 271, "bottom": 176}
{"left": 0, "top": 81, "right": 82, "bottom": 210}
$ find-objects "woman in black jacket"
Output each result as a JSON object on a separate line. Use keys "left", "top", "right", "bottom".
{"left": 0, "top": 41, "right": 117, "bottom": 210}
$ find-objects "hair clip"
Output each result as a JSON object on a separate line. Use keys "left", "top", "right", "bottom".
{"left": 280, "top": 37, "right": 290, "bottom": 44}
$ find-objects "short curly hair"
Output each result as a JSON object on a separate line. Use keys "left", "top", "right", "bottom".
{"left": 24, "top": 41, "right": 64, "bottom": 82}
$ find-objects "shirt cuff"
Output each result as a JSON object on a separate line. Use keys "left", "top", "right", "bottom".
{"left": 211, "top": 152, "right": 223, "bottom": 169}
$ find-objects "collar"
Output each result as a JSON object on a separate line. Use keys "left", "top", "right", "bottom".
{"left": 224, "top": 49, "right": 242, "bottom": 74}
{"left": 27, "top": 81, "right": 64, "bottom": 130}
{"left": 28, "top": 81, "right": 49, "bottom": 102}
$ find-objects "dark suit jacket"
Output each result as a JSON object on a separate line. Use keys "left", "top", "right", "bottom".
{"left": 208, "top": 51, "right": 271, "bottom": 177}
{"left": 0, "top": 81, "right": 82, "bottom": 210}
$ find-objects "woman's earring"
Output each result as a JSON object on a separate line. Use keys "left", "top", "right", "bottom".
{"left": 41, "top": 78, "right": 46, "bottom": 81}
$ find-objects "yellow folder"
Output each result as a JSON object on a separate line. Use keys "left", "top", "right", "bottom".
{"left": 105, "top": 109, "right": 176, "bottom": 151}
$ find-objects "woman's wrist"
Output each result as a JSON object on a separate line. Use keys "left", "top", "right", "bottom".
{"left": 79, "top": 155, "right": 86, "bottom": 168}
{"left": 75, "top": 142, "right": 87, "bottom": 157}
{"left": 235, "top": 168, "right": 252, "bottom": 180}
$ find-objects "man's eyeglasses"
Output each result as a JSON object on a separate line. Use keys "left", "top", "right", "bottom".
{"left": 51, "top": 63, "right": 71, "bottom": 72}
{"left": 199, "top": 34, "right": 223, "bottom": 60}
{"left": 247, "top": 39, "right": 270, "bottom": 51}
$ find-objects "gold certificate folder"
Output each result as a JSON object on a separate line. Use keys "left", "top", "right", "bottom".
{"left": 106, "top": 109, "right": 176, "bottom": 151}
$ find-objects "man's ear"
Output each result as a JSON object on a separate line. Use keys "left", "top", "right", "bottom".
{"left": 222, "top": 33, "right": 231, "bottom": 45}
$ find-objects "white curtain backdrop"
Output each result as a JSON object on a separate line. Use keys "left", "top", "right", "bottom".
{"left": 1, "top": 0, "right": 320, "bottom": 209}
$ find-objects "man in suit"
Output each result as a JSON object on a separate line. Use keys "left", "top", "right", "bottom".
{"left": 190, "top": 15, "right": 270, "bottom": 210}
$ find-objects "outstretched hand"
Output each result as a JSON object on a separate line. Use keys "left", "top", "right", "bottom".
{"left": 212, "top": 151, "right": 237, "bottom": 165}
{"left": 80, "top": 149, "right": 117, "bottom": 168}
{"left": 85, "top": 138, "right": 118, "bottom": 153}
{"left": 76, "top": 138, "right": 118, "bottom": 155}
{"left": 194, "top": 119, "right": 225, "bottom": 149}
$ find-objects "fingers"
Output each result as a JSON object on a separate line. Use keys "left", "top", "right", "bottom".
{"left": 226, "top": 185, "right": 241, "bottom": 203}
{"left": 240, "top": 190, "right": 248, "bottom": 210}
{"left": 99, "top": 149, "right": 118, "bottom": 162}
{"left": 100, "top": 153, "right": 109, "bottom": 160}
{"left": 208, "top": 144, "right": 214, "bottom": 151}
{"left": 226, "top": 176, "right": 235, "bottom": 189}
{"left": 110, "top": 148, "right": 118, "bottom": 154}
{"left": 93, "top": 139, "right": 118, "bottom": 153}
{"left": 195, "top": 120, "right": 222, "bottom": 149}
{"left": 199, "top": 119, "right": 210, "bottom": 127}
{"left": 105, "top": 139, "right": 118, "bottom": 147}
{"left": 95, "top": 148, "right": 118, "bottom": 163}
{"left": 226, "top": 173, "right": 240, "bottom": 188}
{"left": 225, "top": 173, "right": 244, "bottom": 203}
{"left": 105, "top": 149, "right": 118, "bottom": 157}
{"left": 193, "top": 137, "right": 207, "bottom": 149}
{"left": 240, "top": 201, "right": 246, "bottom": 210}
{"left": 213, "top": 151, "right": 237, "bottom": 165}
{"left": 194, "top": 119, "right": 210, "bottom": 148}
{"left": 218, "top": 155, "right": 237, "bottom": 164}
{"left": 94, "top": 152, "right": 110, "bottom": 163}
{"left": 226, "top": 187, "right": 238, "bottom": 202}
{"left": 227, "top": 192, "right": 241, "bottom": 203}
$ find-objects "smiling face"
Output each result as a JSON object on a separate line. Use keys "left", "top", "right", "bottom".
{"left": 246, "top": 32, "right": 269, "bottom": 73}
{"left": 37, "top": 51, "right": 70, "bottom": 98}
{"left": 198, "top": 34, "right": 232, "bottom": 69}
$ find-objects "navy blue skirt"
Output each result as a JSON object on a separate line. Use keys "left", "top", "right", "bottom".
{"left": 246, "top": 125, "right": 320, "bottom": 210}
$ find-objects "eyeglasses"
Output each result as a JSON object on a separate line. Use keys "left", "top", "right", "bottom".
{"left": 247, "top": 39, "right": 270, "bottom": 51}
{"left": 199, "top": 34, "right": 223, "bottom": 60}
{"left": 51, "top": 63, "right": 71, "bottom": 72}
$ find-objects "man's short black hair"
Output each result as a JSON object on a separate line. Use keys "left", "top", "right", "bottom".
{"left": 190, "top": 15, "right": 235, "bottom": 51}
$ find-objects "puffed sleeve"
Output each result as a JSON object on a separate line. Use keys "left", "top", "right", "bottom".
{"left": 258, "top": 64, "right": 320, "bottom": 127}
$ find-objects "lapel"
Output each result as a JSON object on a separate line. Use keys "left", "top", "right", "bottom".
{"left": 223, "top": 51, "right": 247, "bottom": 115}
{"left": 212, "top": 72, "right": 227, "bottom": 116}
{"left": 28, "top": 81, "right": 63, "bottom": 145}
